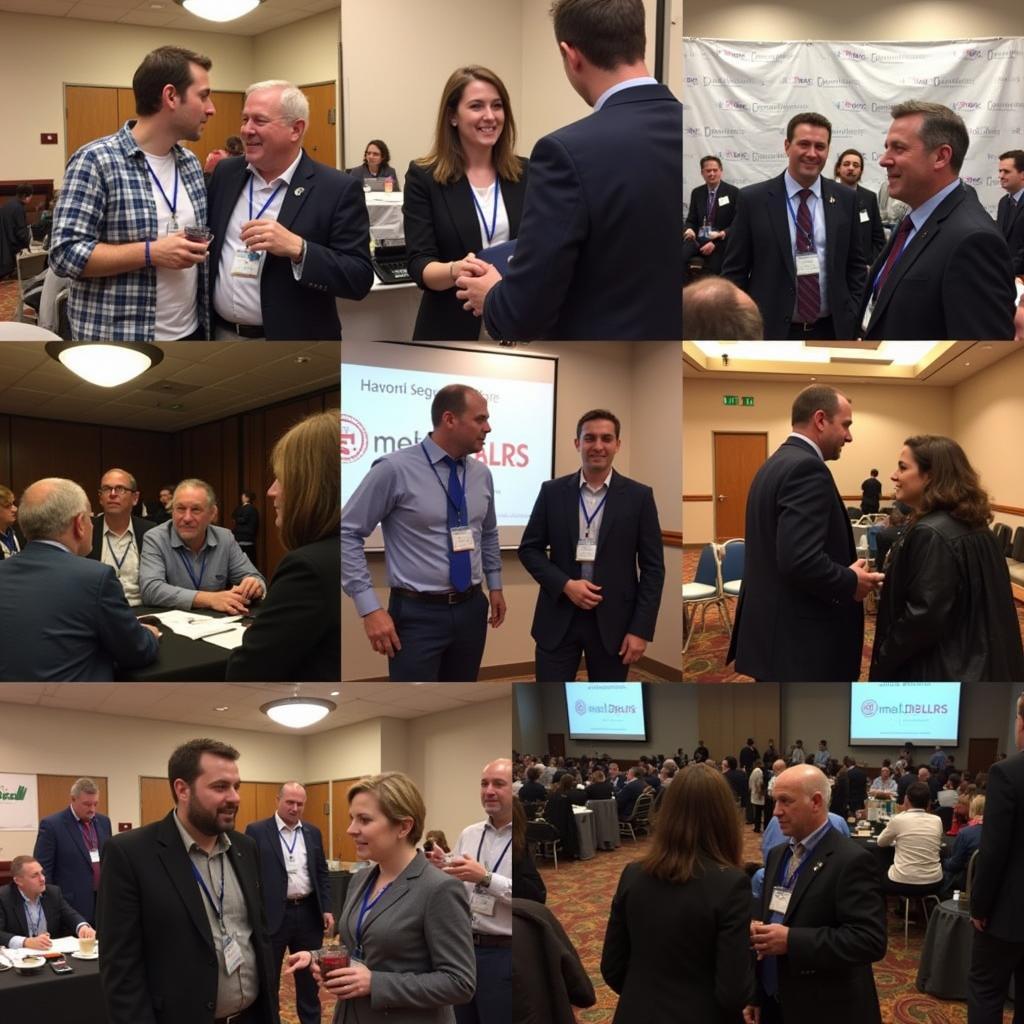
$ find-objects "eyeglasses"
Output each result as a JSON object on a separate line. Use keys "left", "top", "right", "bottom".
{"left": 98, "top": 485, "right": 135, "bottom": 496}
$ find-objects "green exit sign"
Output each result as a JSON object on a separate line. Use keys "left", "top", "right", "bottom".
{"left": 723, "top": 395, "right": 739, "bottom": 405}
{"left": 742, "top": 396, "right": 755, "bottom": 406}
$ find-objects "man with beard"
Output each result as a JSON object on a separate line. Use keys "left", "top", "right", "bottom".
{"left": 834, "top": 148, "right": 885, "bottom": 267}
{"left": 97, "top": 738, "right": 279, "bottom": 1024}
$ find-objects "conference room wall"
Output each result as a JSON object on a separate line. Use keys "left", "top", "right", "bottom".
{"left": 682, "top": 377, "right": 953, "bottom": 543}
{"left": 695, "top": 681, "right": 781, "bottom": 768}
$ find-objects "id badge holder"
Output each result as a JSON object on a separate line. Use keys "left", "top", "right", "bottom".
{"left": 768, "top": 887, "right": 792, "bottom": 916}
{"left": 165, "top": 217, "right": 179, "bottom": 235}
{"left": 285, "top": 856, "right": 299, "bottom": 875}
{"left": 89, "top": 849, "right": 101, "bottom": 864}
{"left": 859, "top": 209, "right": 870, "bottom": 223}
{"left": 470, "top": 890, "right": 497, "bottom": 916}
{"left": 450, "top": 527, "right": 475, "bottom": 552}
{"left": 223, "top": 932, "right": 243, "bottom": 975}
{"left": 232, "top": 249, "right": 262, "bottom": 278}
{"left": 575, "top": 540, "right": 597, "bottom": 562}
{"left": 861, "top": 294, "right": 875, "bottom": 333}
{"left": 795, "top": 251, "right": 820, "bottom": 277}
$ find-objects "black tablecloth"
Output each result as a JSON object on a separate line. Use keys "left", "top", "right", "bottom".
{"left": 917, "top": 899, "right": 974, "bottom": 999}
{"left": 328, "top": 870, "right": 353, "bottom": 925}
{"left": 116, "top": 606, "right": 233, "bottom": 681}
{"left": 0, "top": 955, "right": 106, "bottom": 1022}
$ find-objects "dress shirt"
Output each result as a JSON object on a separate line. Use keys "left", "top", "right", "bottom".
{"left": 8, "top": 891, "right": 89, "bottom": 949}
{"left": 870, "top": 776, "right": 897, "bottom": 797}
{"left": 814, "top": 749, "right": 831, "bottom": 768}
{"left": 275, "top": 812, "right": 311, "bottom": 900}
{"left": 577, "top": 468, "right": 612, "bottom": 583}
{"left": 783, "top": 171, "right": 830, "bottom": 318}
{"left": 0, "top": 528, "right": 20, "bottom": 558}
{"left": 341, "top": 434, "right": 502, "bottom": 616}
{"left": 885, "top": 177, "right": 963, "bottom": 265}
{"left": 787, "top": 432, "right": 823, "bottom": 461}
{"left": 139, "top": 521, "right": 266, "bottom": 610}
{"left": 937, "top": 788, "right": 960, "bottom": 808}
{"left": 876, "top": 807, "right": 944, "bottom": 884}
{"left": 470, "top": 181, "right": 510, "bottom": 247}
{"left": 172, "top": 811, "right": 259, "bottom": 1018}
{"left": 101, "top": 519, "right": 142, "bottom": 607}
{"left": 453, "top": 818, "right": 512, "bottom": 937}
{"left": 760, "top": 811, "right": 849, "bottom": 860}
{"left": 593, "top": 76, "right": 659, "bottom": 111}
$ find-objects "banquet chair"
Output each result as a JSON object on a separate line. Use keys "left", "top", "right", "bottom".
{"left": 618, "top": 790, "right": 653, "bottom": 843}
{"left": 526, "top": 818, "right": 561, "bottom": 869}
{"left": 683, "top": 542, "right": 728, "bottom": 653}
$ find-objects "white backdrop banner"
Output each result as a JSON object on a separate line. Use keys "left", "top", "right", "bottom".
{"left": 0, "top": 773, "right": 39, "bottom": 830}
{"left": 683, "top": 37, "right": 1024, "bottom": 219}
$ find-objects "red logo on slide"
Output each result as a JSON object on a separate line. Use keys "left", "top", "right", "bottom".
{"left": 341, "top": 414, "right": 368, "bottom": 463}
{"left": 861, "top": 700, "right": 878, "bottom": 717}
{"left": 574, "top": 700, "right": 587, "bottom": 716}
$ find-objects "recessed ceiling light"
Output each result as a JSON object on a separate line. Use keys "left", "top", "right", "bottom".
{"left": 330, "top": 690, "right": 340, "bottom": 696}
{"left": 215, "top": 705, "right": 229, "bottom": 711}
{"left": 295, "top": 356, "right": 311, "bottom": 364}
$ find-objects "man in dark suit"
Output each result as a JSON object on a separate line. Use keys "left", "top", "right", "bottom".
{"left": 727, "top": 386, "right": 883, "bottom": 682}
{"left": 208, "top": 79, "right": 373, "bottom": 340}
{"left": 969, "top": 692, "right": 1024, "bottom": 1022}
{"left": 457, "top": 0, "right": 682, "bottom": 340}
{"left": 997, "top": 149, "right": 1024, "bottom": 276}
{"left": 0, "top": 478, "right": 160, "bottom": 681}
{"left": 0, "top": 854, "right": 95, "bottom": 949}
{"left": 98, "top": 738, "right": 279, "bottom": 1024}
{"left": 0, "top": 183, "right": 32, "bottom": 278}
{"left": 615, "top": 768, "right": 647, "bottom": 820}
{"left": 33, "top": 777, "right": 112, "bottom": 923}
{"left": 722, "top": 112, "right": 866, "bottom": 339}
{"left": 245, "top": 782, "right": 332, "bottom": 1024}
{"left": 834, "top": 149, "right": 886, "bottom": 268}
{"left": 519, "top": 408, "right": 664, "bottom": 681}
{"left": 684, "top": 155, "right": 740, "bottom": 274}
{"left": 860, "top": 468, "right": 882, "bottom": 515}
{"left": 861, "top": 101, "right": 1015, "bottom": 340}
{"left": 845, "top": 757, "right": 868, "bottom": 813}
{"left": 748, "top": 765, "right": 886, "bottom": 1024}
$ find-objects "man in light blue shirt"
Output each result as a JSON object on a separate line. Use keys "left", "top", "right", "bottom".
{"left": 342, "top": 383, "right": 505, "bottom": 681}
{"left": 0, "top": 855, "right": 95, "bottom": 949}
{"left": 814, "top": 740, "right": 831, "bottom": 769}
{"left": 140, "top": 478, "right": 265, "bottom": 612}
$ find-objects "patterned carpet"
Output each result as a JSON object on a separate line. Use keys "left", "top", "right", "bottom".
{"left": 539, "top": 821, "right": 1013, "bottom": 1024}
{"left": 0, "top": 278, "right": 20, "bottom": 320}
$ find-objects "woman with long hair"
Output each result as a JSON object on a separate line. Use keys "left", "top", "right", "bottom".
{"left": 347, "top": 139, "right": 400, "bottom": 190}
{"left": 600, "top": 762, "right": 754, "bottom": 1022}
{"left": 870, "top": 435, "right": 1024, "bottom": 681}
{"left": 226, "top": 410, "right": 340, "bottom": 680}
{"left": 403, "top": 65, "right": 528, "bottom": 340}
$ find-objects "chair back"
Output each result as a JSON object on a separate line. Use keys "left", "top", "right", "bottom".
{"left": 522, "top": 800, "right": 546, "bottom": 821}
{"left": 693, "top": 542, "right": 723, "bottom": 591}
{"left": 632, "top": 790, "right": 654, "bottom": 826}
{"left": 993, "top": 522, "right": 1012, "bottom": 555}
{"left": 1011, "top": 526, "right": 1024, "bottom": 563}
{"left": 719, "top": 538, "right": 745, "bottom": 584}
{"left": 965, "top": 847, "right": 980, "bottom": 897}
{"left": 937, "top": 804, "right": 953, "bottom": 832}
{"left": 526, "top": 819, "right": 560, "bottom": 843}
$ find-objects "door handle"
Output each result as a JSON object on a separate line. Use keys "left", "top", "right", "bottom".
{"left": 717, "top": 495, "right": 726, "bottom": 502}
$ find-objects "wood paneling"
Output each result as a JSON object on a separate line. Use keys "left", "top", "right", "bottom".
{"left": 117, "top": 89, "right": 136, "bottom": 128}
{"left": 140, "top": 776, "right": 173, "bottom": 826}
{"left": 99, "top": 426, "right": 177, "bottom": 516}
{"left": 300, "top": 82, "right": 337, "bottom": 168}
{"left": 303, "top": 782, "right": 330, "bottom": 850}
{"left": 253, "top": 781, "right": 280, "bottom": 825}
{"left": 10, "top": 418, "right": 102, "bottom": 498}
{"left": 65, "top": 86, "right": 119, "bottom": 162}
{"left": 696, "top": 683, "right": 779, "bottom": 767}
{"left": 37, "top": 775, "right": 109, "bottom": 818}
{"left": 331, "top": 777, "right": 362, "bottom": 863}
{"left": 0, "top": 415, "right": 10, "bottom": 489}
{"left": 182, "top": 91, "right": 245, "bottom": 169}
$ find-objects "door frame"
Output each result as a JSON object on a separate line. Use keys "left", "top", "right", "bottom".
{"left": 711, "top": 431, "right": 768, "bottom": 542}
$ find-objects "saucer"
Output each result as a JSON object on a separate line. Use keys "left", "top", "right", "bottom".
{"left": 71, "top": 951, "right": 99, "bottom": 960}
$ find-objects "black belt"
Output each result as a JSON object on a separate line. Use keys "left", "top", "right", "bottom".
{"left": 215, "top": 1011, "right": 251, "bottom": 1024}
{"left": 286, "top": 893, "right": 314, "bottom": 905}
{"left": 391, "top": 583, "right": 481, "bottom": 606}
{"left": 472, "top": 933, "right": 511, "bottom": 948}
{"left": 217, "top": 315, "right": 264, "bottom": 338}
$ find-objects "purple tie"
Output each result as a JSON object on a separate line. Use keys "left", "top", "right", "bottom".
{"left": 873, "top": 215, "right": 914, "bottom": 298}
{"left": 795, "top": 189, "right": 820, "bottom": 323}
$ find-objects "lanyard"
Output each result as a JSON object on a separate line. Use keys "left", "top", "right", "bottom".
{"left": 776, "top": 825, "right": 830, "bottom": 892}
{"left": 470, "top": 178, "right": 502, "bottom": 245}
{"left": 355, "top": 869, "right": 392, "bottom": 954}
{"left": 785, "top": 191, "right": 817, "bottom": 251}
{"left": 145, "top": 158, "right": 179, "bottom": 220}
{"left": 176, "top": 547, "right": 208, "bottom": 590}
{"left": 249, "top": 177, "right": 285, "bottom": 221}
{"left": 578, "top": 487, "right": 608, "bottom": 539}
{"left": 105, "top": 533, "right": 133, "bottom": 574}
{"left": 476, "top": 830, "right": 512, "bottom": 875}
{"left": 422, "top": 443, "right": 468, "bottom": 524}
{"left": 0, "top": 529, "right": 16, "bottom": 554}
{"left": 24, "top": 898, "right": 44, "bottom": 937}
{"left": 280, "top": 827, "right": 301, "bottom": 857}
{"left": 191, "top": 857, "right": 226, "bottom": 926}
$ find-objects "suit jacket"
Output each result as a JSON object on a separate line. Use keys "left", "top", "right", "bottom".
{"left": 756, "top": 826, "right": 886, "bottom": 1023}
{"left": 518, "top": 472, "right": 664, "bottom": 656}
{"left": 208, "top": 151, "right": 373, "bottom": 340}
{"left": 97, "top": 811, "right": 278, "bottom": 1024}
{"left": 997, "top": 191, "right": 1024, "bottom": 275}
{"left": 861, "top": 183, "right": 1015, "bottom": 340}
{"left": 0, "top": 541, "right": 159, "bottom": 681}
{"left": 615, "top": 778, "right": 646, "bottom": 819}
{"left": 403, "top": 159, "right": 528, "bottom": 340}
{"left": 244, "top": 816, "right": 330, "bottom": 935}
{"left": 727, "top": 438, "right": 862, "bottom": 682}
{"left": 226, "top": 536, "right": 340, "bottom": 681}
{"left": 601, "top": 858, "right": 754, "bottom": 1024}
{"left": 88, "top": 513, "right": 156, "bottom": 563}
{"left": 0, "top": 882, "right": 87, "bottom": 946}
{"left": 483, "top": 83, "right": 682, "bottom": 340}
{"left": 684, "top": 181, "right": 740, "bottom": 274}
{"left": 333, "top": 852, "right": 475, "bottom": 1023}
{"left": 721, "top": 173, "right": 866, "bottom": 339}
{"left": 34, "top": 806, "right": 112, "bottom": 920}
{"left": 970, "top": 750, "right": 1024, "bottom": 942}
{"left": 853, "top": 184, "right": 886, "bottom": 267}
{"left": 0, "top": 196, "right": 31, "bottom": 277}
{"left": 0, "top": 525, "right": 24, "bottom": 559}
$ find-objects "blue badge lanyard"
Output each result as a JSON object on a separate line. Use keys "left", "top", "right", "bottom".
{"left": 105, "top": 533, "right": 133, "bottom": 575}
{"left": 422, "top": 442, "right": 468, "bottom": 527}
{"left": 249, "top": 178, "right": 285, "bottom": 222}
{"left": 476, "top": 831, "right": 512, "bottom": 876}
{"left": 145, "top": 158, "right": 179, "bottom": 224}
{"left": 705, "top": 189, "right": 716, "bottom": 222}
{"left": 0, "top": 529, "right": 16, "bottom": 554}
{"left": 470, "top": 178, "right": 502, "bottom": 245}
{"left": 578, "top": 487, "right": 608, "bottom": 541}
{"left": 776, "top": 825, "right": 830, "bottom": 892}
{"left": 785, "top": 191, "right": 818, "bottom": 253}
{"left": 176, "top": 547, "right": 208, "bottom": 590}
{"left": 190, "top": 857, "right": 226, "bottom": 930}
{"left": 280, "top": 827, "right": 301, "bottom": 859}
{"left": 24, "top": 898, "right": 44, "bottom": 937}
{"left": 871, "top": 220, "right": 915, "bottom": 297}
{"left": 354, "top": 868, "right": 392, "bottom": 958}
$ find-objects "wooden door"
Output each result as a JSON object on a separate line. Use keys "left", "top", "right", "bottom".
{"left": 140, "top": 776, "right": 173, "bottom": 826}
{"left": 37, "top": 775, "right": 109, "bottom": 818}
{"left": 300, "top": 82, "right": 337, "bottom": 168}
{"left": 117, "top": 89, "right": 136, "bottom": 128}
{"left": 713, "top": 433, "right": 768, "bottom": 541}
{"left": 65, "top": 85, "right": 119, "bottom": 161}
{"left": 967, "top": 737, "right": 999, "bottom": 776}
{"left": 303, "top": 782, "right": 330, "bottom": 851}
{"left": 331, "top": 777, "right": 362, "bottom": 863}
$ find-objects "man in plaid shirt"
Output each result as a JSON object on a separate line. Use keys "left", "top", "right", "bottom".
{"left": 50, "top": 46, "right": 215, "bottom": 340}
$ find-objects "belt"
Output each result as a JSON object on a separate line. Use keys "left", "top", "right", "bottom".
{"left": 217, "top": 315, "right": 264, "bottom": 338}
{"left": 391, "top": 583, "right": 481, "bottom": 605}
{"left": 472, "top": 933, "right": 511, "bottom": 948}
{"left": 788, "top": 315, "right": 833, "bottom": 334}
{"left": 214, "top": 1011, "right": 250, "bottom": 1024}
{"left": 286, "top": 893, "right": 314, "bottom": 905}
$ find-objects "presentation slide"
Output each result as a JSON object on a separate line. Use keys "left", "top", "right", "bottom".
{"left": 565, "top": 682, "right": 647, "bottom": 742}
{"left": 849, "top": 683, "right": 962, "bottom": 746}
{"left": 341, "top": 340, "right": 556, "bottom": 549}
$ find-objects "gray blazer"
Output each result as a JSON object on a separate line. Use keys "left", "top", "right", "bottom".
{"left": 333, "top": 851, "right": 476, "bottom": 1023}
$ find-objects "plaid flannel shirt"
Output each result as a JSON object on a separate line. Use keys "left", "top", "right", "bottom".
{"left": 49, "top": 121, "right": 209, "bottom": 340}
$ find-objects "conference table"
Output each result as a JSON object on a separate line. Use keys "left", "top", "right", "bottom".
{"left": 115, "top": 606, "right": 241, "bottom": 682}
{"left": 586, "top": 798, "right": 621, "bottom": 851}
{"left": 572, "top": 805, "right": 596, "bottom": 861}
{"left": 0, "top": 953, "right": 105, "bottom": 1023}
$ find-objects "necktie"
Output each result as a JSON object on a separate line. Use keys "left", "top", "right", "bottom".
{"left": 874, "top": 215, "right": 913, "bottom": 298}
{"left": 441, "top": 456, "right": 471, "bottom": 592}
{"left": 795, "top": 189, "right": 820, "bottom": 323}
{"left": 81, "top": 819, "right": 101, "bottom": 889}
{"left": 760, "top": 841, "right": 806, "bottom": 997}
{"left": 706, "top": 189, "right": 717, "bottom": 226}
{"left": 784, "top": 842, "right": 805, "bottom": 885}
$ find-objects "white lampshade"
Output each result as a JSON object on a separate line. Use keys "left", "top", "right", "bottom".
{"left": 46, "top": 342, "right": 162, "bottom": 388}
{"left": 178, "top": 0, "right": 263, "bottom": 22}
{"left": 261, "top": 697, "right": 336, "bottom": 729}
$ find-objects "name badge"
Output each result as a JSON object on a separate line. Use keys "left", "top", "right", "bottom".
{"left": 231, "top": 249, "right": 263, "bottom": 277}
{"left": 795, "top": 251, "right": 820, "bottom": 277}
{"left": 286, "top": 858, "right": 299, "bottom": 874}
{"left": 859, "top": 209, "right": 870, "bottom": 223}
{"left": 718, "top": 195, "right": 730, "bottom": 206}
{"left": 165, "top": 217, "right": 179, "bottom": 235}
{"left": 576, "top": 540, "right": 597, "bottom": 562}
{"left": 861, "top": 294, "right": 875, "bottom": 332}
{"left": 89, "top": 850, "right": 101, "bottom": 864}
{"left": 223, "top": 933, "right": 244, "bottom": 975}
{"left": 450, "top": 527, "right": 475, "bottom": 552}
{"left": 470, "top": 891, "right": 497, "bottom": 916}
{"left": 768, "top": 887, "right": 792, "bottom": 916}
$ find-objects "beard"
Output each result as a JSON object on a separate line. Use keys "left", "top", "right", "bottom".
{"left": 186, "top": 793, "right": 237, "bottom": 836}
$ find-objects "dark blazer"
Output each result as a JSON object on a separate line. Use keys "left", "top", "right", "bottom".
{"left": 584, "top": 780, "right": 614, "bottom": 801}
{"left": 33, "top": 806, "right": 112, "bottom": 920}
{"left": 403, "top": 158, "right": 528, "bottom": 340}
{"left": 518, "top": 472, "right": 664, "bottom": 657}
{"left": 601, "top": 857, "right": 754, "bottom": 1024}
{"left": 208, "top": 152, "right": 373, "bottom": 340}
{"left": 721, "top": 173, "right": 866, "bottom": 339}
{"left": 244, "top": 816, "right": 330, "bottom": 935}
{"left": 853, "top": 184, "right": 886, "bottom": 267}
{"left": 346, "top": 162, "right": 401, "bottom": 190}
{"left": 226, "top": 536, "right": 340, "bottom": 681}
{"left": 334, "top": 852, "right": 475, "bottom": 1023}
{"left": 756, "top": 825, "right": 886, "bottom": 1023}
{"left": 615, "top": 778, "right": 647, "bottom": 819}
{"left": 0, "top": 541, "right": 159, "bottom": 681}
{"left": 847, "top": 766, "right": 868, "bottom": 811}
{"left": 483, "top": 83, "right": 682, "bottom": 340}
{"left": 727, "top": 438, "right": 862, "bottom": 682}
{"left": 684, "top": 180, "right": 740, "bottom": 274}
{"left": 0, "top": 196, "right": 31, "bottom": 277}
{"left": 0, "top": 525, "right": 24, "bottom": 559}
{"left": 997, "top": 191, "right": 1024, "bottom": 275}
{"left": 512, "top": 851, "right": 547, "bottom": 904}
{"left": 0, "top": 881, "right": 87, "bottom": 946}
{"left": 861, "top": 183, "right": 1015, "bottom": 340}
{"left": 97, "top": 811, "right": 278, "bottom": 1024}
{"left": 87, "top": 513, "right": 156, "bottom": 563}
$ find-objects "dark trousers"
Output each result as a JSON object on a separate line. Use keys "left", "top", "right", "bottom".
{"left": 271, "top": 897, "right": 324, "bottom": 1024}
{"left": 751, "top": 801, "right": 768, "bottom": 832}
{"left": 968, "top": 928, "right": 1024, "bottom": 1023}
{"left": 455, "top": 946, "right": 512, "bottom": 1024}
{"left": 534, "top": 607, "right": 627, "bottom": 682}
{"left": 387, "top": 589, "right": 488, "bottom": 681}
{"left": 786, "top": 314, "right": 835, "bottom": 340}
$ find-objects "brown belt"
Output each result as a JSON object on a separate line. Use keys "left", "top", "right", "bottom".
{"left": 391, "top": 583, "right": 481, "bottom": 605}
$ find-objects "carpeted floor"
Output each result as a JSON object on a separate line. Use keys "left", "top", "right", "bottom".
{"left": 0, "top": 278, "right": 21, "bottom": 320}
{"left": 539, "top": 821, "right": 1013, "bottom": 1023}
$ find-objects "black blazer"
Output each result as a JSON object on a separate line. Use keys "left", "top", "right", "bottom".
{"left": 601, "top": 857, "right": 754, "bottom": 1024}
{"left": 518, "top": 472, "right": 664, "bottom": 657}
{"left": 345, "top": 162, "right": 401, "bottom": 190}
{"left": 861, "top": 183, "right": 1015, "bottom": 340}
{"left": 403, "top": 158, "right": 528, "bottom": 340}
{"left": 756, "top": 826, "right": 886, "bottom": 1023}
{"left": 97, "top": 811, "right": 278, "bottom": 1024}
{"left": 88, "top": 513, "right": 156, "bottom": 562}
{"left": 721, "top": 173, "right": 866, "bottom": 339}
{"left": 727, "top": 438, "right": 862, "bottom": 682}
{"left": 997, "top": 191, "right": 1024, "bottom": 275}
{"left": 684, "top": 181, "right": 740, "bottom": 274}
{"left": 33, "top": 805, "right": 113, "bottom": 921}
{"left": 0, "top": 882, "right": 86, "bottom": 946}
{"left": 0, "top": 524, "right": 24, "bottom": 559}
{"left": 853, "top": 184, "right": 886, "bottom": 266}
{"left": 208, "top": 152, "right": 374, "bottom": 340}
{"left": 226, "top": 536, "right": 340, "bottom": 681}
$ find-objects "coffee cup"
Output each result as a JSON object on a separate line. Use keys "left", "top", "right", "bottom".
{"left": 79, "top": 935, "right": 97, "bottom": 955}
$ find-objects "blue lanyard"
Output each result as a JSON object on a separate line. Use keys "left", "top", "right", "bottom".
{"left": 578, "top": 487, "right": 609, "bottom": 539}
{"left": 23, "top": 898, "right": 44, "bottom": 937}
{"left": 191, "top": 858, "right": 225, "bottom": 924}
{"left": 422, "top": 443, "right": 468, "bottom": 524}
{"left": 785, "top": 191, "right": 817, "bottom": 251}
{"left": 475, "top": 831, "right": 512, "bottom": 874}
{"left": 249, "top": 178, "right": 285, "bottom": 221}
{"left": 105, "top": 533, "right": 133, "bottom": 573}
{"left": 280, "top": 827, "right": 301, "bottom": 857}
{"left": 176, "top": 547, "right": 208, "bottom": 590}
{"left": 355, "top": 869, "right": 392, "bottom": 955}
{"left": 145, "top": 158, "right": 179, "bottom": 219}
{"left": 0, "top": 529, "right": 16, "bottom": 554}
{"left": 470, "top": 178, "right": 502, "bottom": 245}
{"left": 706, "top": 189, "right": 716, "bottom": 220}
{"left": 776, "top": 825, "right": 830, "bottom": 891}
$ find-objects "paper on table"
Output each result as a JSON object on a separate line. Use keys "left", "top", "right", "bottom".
{"left": 143, "top": 610, "right": 243, "bottom": 640}
{"left": 201, "top": 626, "right": 248, "bottom": 650}
{"left": 2, "top": 936, "right": 80, "bottom": 957}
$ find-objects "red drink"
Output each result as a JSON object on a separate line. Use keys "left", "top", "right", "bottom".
{"left": 319, "top": 947, "right": 349, "bottom": 975}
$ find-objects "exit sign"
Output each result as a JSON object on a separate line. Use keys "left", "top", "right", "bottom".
{"left": 723, "top": 395, "right": 738, "bottom": 405}
{"left": 742, "top": 396, "right": 754, "bottom": 406}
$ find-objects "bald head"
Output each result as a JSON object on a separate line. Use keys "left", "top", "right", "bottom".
{"left": 772, "top": 759, "right": 787, "bottom": 774}
{"left": 682, "top": 276, "right": 764, "bottom": 340}
{"left": 771, "top": 764, "right": 830, "bottom": 840}
{"left": 18, "top": 478, "right": 93, "bottom": 554}
{"left": 276, "top": 781, "right": 306, "bottom": 827}
{"left": 481, "top": 758, "right": 513, "bottom": 826}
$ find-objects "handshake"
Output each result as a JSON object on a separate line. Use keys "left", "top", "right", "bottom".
{"left": 850, "top": 558, "right": 885, "bottom": 602}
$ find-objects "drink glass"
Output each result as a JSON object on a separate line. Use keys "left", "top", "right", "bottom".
{"left": 318, "top": 944, "right": 350, "bottom": 979}
{"left": 79, "top": 936, "right": 97, "bottom": 955}
{"left": 184, "top": 226, "right": 214, "bottom": 244}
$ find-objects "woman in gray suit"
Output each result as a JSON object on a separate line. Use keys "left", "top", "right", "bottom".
{"left": 285, "top": 772, "right": 475, "bottom": 1022}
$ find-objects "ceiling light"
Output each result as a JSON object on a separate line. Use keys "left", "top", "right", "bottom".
{"left": 215, "top": 706, "right": 229, "bottom": 712}
{"left": 45, "top": 342, "right": 163, "bottom": 388}
{"left": 261, "top": 697, "right": 336, "bottom": 729}
{"left": 174, "top": 0, "right": 264, "bottom": 21}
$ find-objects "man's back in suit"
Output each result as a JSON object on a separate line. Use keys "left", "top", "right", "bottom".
{"left": 997, "top": 190, "right": 1024, "bottom": 275}
{"left": 854, "top": 184, "right": 886, "bottom": 266}
{"left": 34, "top": 804, "right": 111, "bottom": 921}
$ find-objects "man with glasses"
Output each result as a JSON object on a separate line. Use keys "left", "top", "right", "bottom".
{"left": 86, "top": 468, "right": 156, "bottom": 607}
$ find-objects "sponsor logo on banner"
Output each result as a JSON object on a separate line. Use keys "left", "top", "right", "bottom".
{"left": 953, "top": 101, "right": 982, "bottom": 111}
{"left": 719, "top": 100, "right": 748, "bottom": 110}
{"left": 685, "top": 75, "right": 699, "bottom": 87}
{"left": 989, "top": 101, "right": 1024, "bottom": 110}
{"left": 988, "top": 47, "right": 1020, "bottom": 59}
{"left": 835, "top": 47, "right": 868, "bottom": 61}
{"left": 935, "top": 77, "right": 975, "bottom": 87}
{"left": 817, "top": 76, "right": 856, "bottom": 88}
{"left": 962, "top": 176, "right": 983, "bottom": 187}
{"left": 960, "top": 48, "right": 984, "bottom": 60}
{"left": 861, "top": 700, "right": 878, "bottom": 717}
{"left": 970, "top": 127, "right": 1000, "bottom": 137}
{"left": 725, "top": 150, "right": 749, "bottom": 160}
{"left": 685, "top": 126, "right": 702, "bottom": 137}
{"left": 575, "top": 700, "right": 587, "bottom": 716}
{"left": 704, "top": 127, "right": 746, "bottom": 137}
{"left": 0, "top": 773, "right": 39, "bottom": 830}
{"left": 832, "top": 127, "right": 868, "bottom": 138}
{"left": 781, "top": 75, "right": 813, "bottom": 86}
{"left": 703, "top": 76, "right": 763, "bottom": 86}
{"left": 833, "top": 100, "right": 868, "bottom": 112}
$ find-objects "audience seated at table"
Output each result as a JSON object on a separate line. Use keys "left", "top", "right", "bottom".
{"left": 584, "top": 769, "right": 615, "bottom": 802}
{"left": 941, "top": 794, "right": 985, "bottom": 899}
{"left": 615, "top": 767, "right": 648, "bottom": 821}
{"left": 876, "top": 782, "right": 944, "bottom": 899}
